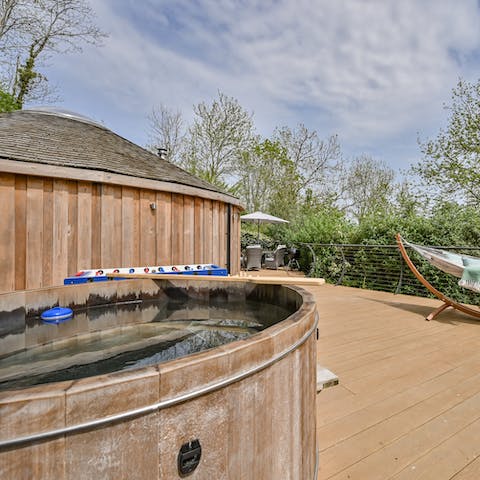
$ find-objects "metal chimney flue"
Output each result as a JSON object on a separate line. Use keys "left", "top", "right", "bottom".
{"left": 157, "top": 147, "right": 168, "bottom": 160}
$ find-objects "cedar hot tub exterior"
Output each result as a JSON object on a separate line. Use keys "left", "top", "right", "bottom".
{"left": 0, "top": 278, "right": 318, "bottom": 479}
{"left": 0, "top": 110, "right": 243, "bottom": 294}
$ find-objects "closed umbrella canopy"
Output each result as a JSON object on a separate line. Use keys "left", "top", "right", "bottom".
{"left": 240, "top": 211, "right": 289, "bottom": 240}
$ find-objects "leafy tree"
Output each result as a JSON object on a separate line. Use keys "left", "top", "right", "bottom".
{"left": 414, "top": 78, "right": 480, "bottom": 206}
{"left": 427, "top": 201, "right": 480, "bottom": 247}
{"left": 235, "top": 139, "right": 298, "bottom": 218}
{"left": 287, "top": 201, "right": 352, "bottom": 245}
{"left": 146, "top": 103, "right": 185, "bottom": 164}
{"left": 182, "top": 91, "right": 255, "bottom": 188}
{"left": 235, "top": 124, "right": 342, "bottom": 219}
{"left": 282, "top": 201, "right": 353, "bottom": 276}
{"left": 392, "top": 180, "right": 423, "bottom": 220}
{"left": 0, "top": 84, "right": 19, "bottom": 111}
{"left": 342, "top": 155, "right": 395, "bottom": 222}
{"left": 0, "top": 0, "right": 106, "bottom": 106}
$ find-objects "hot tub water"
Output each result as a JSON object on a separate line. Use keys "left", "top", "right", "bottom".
{"left": 0, "top": 298, "right": 290, "bottom": 391}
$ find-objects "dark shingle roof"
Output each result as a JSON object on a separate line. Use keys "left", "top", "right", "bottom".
{"left": 0, "top": 110, "right": 229, "bottom": 196}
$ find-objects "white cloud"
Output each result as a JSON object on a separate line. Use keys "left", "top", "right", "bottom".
{"left": 42, "top": 0, "right": 480, "bottom": 167}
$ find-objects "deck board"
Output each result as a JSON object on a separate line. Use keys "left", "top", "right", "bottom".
{"left": 450, "top": 455, "right": 480, "bottom": 479}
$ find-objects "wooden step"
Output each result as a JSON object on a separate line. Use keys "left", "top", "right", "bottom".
{"left": 317, "top": 366, "right": 339, "bottom": 392}
{"left": 107, "top": 272, "right": 325, "bottom": 286}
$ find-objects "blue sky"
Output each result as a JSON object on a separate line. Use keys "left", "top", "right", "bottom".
{"left": 38, "top": 0, "right": 480, "bottom": 173}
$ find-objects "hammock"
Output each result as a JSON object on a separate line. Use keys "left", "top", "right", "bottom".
{"left": 403, "top": 238, "right": 480, "bottom": 293}
{"left": 396, "top": 234, "right": 480, "bottom": 320}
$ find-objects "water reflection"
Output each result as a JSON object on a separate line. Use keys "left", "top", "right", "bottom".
{"left": 0, "top": 298, "right": 290, "bottom": 391}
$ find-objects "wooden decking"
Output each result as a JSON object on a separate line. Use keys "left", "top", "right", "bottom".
{"left": 250, "top": 269, "right": 480, "bottom": 479}
{"left": 311, "top": 283, "right": 480, "bottom": 480}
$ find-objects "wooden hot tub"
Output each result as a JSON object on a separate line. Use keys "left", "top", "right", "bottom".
{"left": 0, "top": 278, "right": 318, "bottom": 479}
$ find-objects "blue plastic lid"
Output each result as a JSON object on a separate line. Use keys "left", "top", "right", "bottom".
{"left": 41, "top": 307, "right": 73, "bottom": 323}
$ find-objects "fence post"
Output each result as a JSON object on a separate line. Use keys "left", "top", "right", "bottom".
{"left": 336, "top": 245, "right": 347, "bottom": 286}
{"left": 395, "top": 251, "right": 404, "bottom": 294}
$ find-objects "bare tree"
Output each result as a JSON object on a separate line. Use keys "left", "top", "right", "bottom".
{"left": 0, "top": 0, "right": 30, "bottom": 89}
{"left": 0, "top": 0, "right": 29, "bottom": 48}
{"left": 146, "top": 104, "right": 185, "bottom": 164}
{"left": 274, "top": 124, "right": 342, "bottom": 199}
{"left": 0, "top": 0, "right": 106, "bottom": 106}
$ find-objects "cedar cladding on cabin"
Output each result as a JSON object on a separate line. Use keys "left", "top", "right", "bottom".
{"left": 0, "top": 110, "right": 242, "bottom": 293}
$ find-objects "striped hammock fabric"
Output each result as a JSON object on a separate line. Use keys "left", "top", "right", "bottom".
{"left": 404, "top": 239, "right": 480, "bottom": 294}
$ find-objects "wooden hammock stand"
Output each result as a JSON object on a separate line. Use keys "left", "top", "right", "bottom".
{"left": 396, "top": 233, "right": 480, "bottom": 321}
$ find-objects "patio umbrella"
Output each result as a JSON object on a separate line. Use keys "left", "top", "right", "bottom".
{"left": 240, "top": 211, "right": 289, "bottom": 241}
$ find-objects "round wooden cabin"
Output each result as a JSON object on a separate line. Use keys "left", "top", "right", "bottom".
{"left": 0, "top": 109, "right": 242, "bottom": 294}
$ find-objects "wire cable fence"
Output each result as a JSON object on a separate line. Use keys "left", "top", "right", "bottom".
{"left": 295, "top": 242, "right": 480, "bottom": 304}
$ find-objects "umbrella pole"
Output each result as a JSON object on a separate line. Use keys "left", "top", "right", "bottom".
{"left": 257, "top": 221, "right": 260, "bottom": 242}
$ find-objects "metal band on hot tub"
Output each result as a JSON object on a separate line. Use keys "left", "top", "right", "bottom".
{"left": 0, "top": 312, "right": 318, "bottom": 450}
